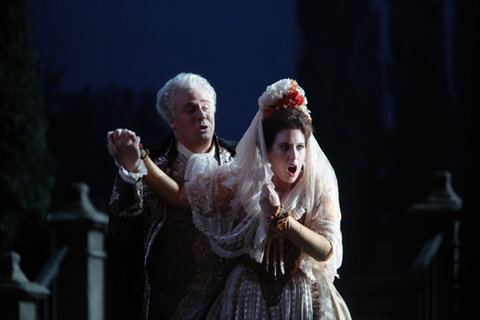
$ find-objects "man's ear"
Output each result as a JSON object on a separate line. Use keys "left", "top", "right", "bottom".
{"left": 168, "top": 120, "right": 176, "bottom": 130}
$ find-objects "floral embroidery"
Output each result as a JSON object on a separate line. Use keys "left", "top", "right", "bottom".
{"left": 109, "top": 183, "right": 120, "bottom": 205}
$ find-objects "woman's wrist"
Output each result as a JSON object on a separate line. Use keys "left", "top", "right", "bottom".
{"left": 269, "top": 205, "right": 290, "bottom": 230}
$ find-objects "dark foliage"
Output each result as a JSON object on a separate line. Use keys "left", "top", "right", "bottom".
{"left": 0, "top": 0, "right": 55, "bottom": 277}
{"left": 39, "top": 63, "right": 169, "bottom": 214}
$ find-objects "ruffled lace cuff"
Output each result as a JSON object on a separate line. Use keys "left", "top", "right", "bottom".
{"left": 116, "top": 160, "right": 148, "bottom": 184}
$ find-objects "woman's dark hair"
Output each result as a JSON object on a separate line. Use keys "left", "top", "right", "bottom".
{"left": 263, "top": 107, "right": 313, "bottom": 151}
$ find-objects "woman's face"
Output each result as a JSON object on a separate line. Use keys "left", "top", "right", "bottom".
{"left": 267, "top": 129, "right": 306, "bottom": 188}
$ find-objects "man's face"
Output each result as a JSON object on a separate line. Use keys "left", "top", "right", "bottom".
{"left": 168, "top": 88, "right": 215, "bottom": 153}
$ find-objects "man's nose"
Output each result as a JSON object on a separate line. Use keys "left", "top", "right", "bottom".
{"left": 197, "top": 108, "right": 207, "bottom": 119}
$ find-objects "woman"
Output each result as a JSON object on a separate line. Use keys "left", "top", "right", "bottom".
{"left": 141, "top": 79, "right": 351, "bottom": 319}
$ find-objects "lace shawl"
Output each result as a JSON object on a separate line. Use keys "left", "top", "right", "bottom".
{"left": 185, "top": 111, "right": 343, "bottom": 282}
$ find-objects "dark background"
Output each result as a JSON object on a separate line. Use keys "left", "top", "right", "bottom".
{"left": 4, "top": 0, "right": 479, "bottom": 318}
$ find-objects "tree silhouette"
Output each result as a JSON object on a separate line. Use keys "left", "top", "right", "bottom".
{"left": 0, "top": 0, "right": 55, "bottom": 278}
{"left": 39, "top": 64, "right": 169, "bottom": 213}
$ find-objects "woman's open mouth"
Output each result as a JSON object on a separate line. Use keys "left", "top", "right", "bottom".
{"left": 287, "top": 165, "right": 297, "bottom": 176}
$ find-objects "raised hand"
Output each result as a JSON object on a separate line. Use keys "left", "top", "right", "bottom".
{"left": 259, "top": 183, "right": 281, "bottom": 217}
{"left": 106, "top": 128, "right": 142, "bottom": 172}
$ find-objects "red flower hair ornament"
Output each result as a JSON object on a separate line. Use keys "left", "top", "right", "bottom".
{"left": 259, "top": 79, "right": 311, "bottom": 122}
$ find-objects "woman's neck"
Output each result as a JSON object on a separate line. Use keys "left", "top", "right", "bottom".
{"left": 272, "top": 172, "right": 303, "bottom": 204}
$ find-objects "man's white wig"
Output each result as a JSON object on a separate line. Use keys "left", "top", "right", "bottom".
{"left": 156, "top": 73, "right": 217, "bottom": 122}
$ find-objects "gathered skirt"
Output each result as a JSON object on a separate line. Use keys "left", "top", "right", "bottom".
{"left": 206, "top": 262, "right": 351, "bottom": 320}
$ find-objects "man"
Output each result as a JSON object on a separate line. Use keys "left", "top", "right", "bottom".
{"left": 106, "top": 73, "right": 236, "bottom": 320}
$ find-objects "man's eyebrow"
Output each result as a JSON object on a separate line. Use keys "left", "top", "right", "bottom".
{"left": 182, "top": 99, "right": 211, "bottom": 108}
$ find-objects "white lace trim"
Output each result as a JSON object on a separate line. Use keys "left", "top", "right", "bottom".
{"left": 117, "top": 160, "right": 148, "bottom": 184}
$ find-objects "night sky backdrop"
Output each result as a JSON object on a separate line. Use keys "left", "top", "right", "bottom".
{"left": 26, "top": 0, "right": 479, "bottom": 317}
{"left": 29, "top": 0, "right": 302, "bottom": 140}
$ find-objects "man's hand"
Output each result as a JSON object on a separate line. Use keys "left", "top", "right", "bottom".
{"left": 106, "top": 128, "right": 142, "bottom": 172}
{"left": 259, "top": 184, "right": 281, "bottom": 217}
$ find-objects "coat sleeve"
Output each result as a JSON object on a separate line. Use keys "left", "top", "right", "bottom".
{"left": 108, "top": 173, "right": 144, "bottom": 243}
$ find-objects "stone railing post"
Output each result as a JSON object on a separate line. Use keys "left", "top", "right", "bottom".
{"left": 407, "top": 170, "right": 462, "bottom": 320}
{"left": 47, "top": 182, "right": 108, "bottom": 320}
{"left": 0, "top": 251, "right": 50, "bottom": 320}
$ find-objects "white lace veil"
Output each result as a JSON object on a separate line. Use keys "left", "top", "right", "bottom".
{"left": 185, "top": 79, "right": 343, "bottom": 281}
